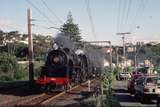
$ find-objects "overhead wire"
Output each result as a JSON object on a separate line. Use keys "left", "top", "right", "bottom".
{"left": 33, "top": 24, "right": 49, "bottom": 29}
{"left": 0, "top": 24, "right": 26, "bottom": 34}
{"left": 117, "top": 0, "right": 147, "bottom": 32}
{"left": 129, "top": 0, "right": 143, "bottom": 30}
{"left": 116, "top": 0, "right": 134, "bottom": 43}
{"left": 116, "top": 0, "right": 149, "bottom": 43}
{"left": 117, "top": 0, "right": 132, "bottom": 32}
{"left": 25, "top": 0, "right": 56, "bottom": 26}
{"left": 126, "top": 0, "right": 149, "bottom": 43}
{"left": 32, "top": 24, "right": 57, "bottom": 36}
{"left": 125, "top": 0, "right": 132, "bottom": 26}
{"left": 116, "top": 0, "right": 122, "bottom": 33}
{"left": 85, "top": 0, "right": 96, "bottom": 38}
{"left": 124, "top": 0, "right": 138, "bottom": 32}
{"left": 40, "top": 0, "right": 63, "bottom": 24}
{"left": 129, "top": 0, "right": 148, "bottom": 32}
{"left": 119, "top": 0, "right": 128, "bottom": 32}
{"left": 33, "top": 24, "right": 60, "bottom": 30}
{"left": 0, "top": 24, "right": 17, "bottom": 30}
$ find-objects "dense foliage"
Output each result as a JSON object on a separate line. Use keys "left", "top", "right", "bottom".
{"left": 136, "top": 43, "right": 160, "bottom": 65}
{"left": 0, "top": 30, "right": 53, "bottom": 81}
{"left": 33, "top": 34, "right": 53, "bottom": 61}
{"left": 0, "top": 30, "right": 53, "bottom": 60}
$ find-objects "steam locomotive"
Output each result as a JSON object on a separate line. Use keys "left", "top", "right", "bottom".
{"left": 36, "top": 47, "right": 95, "bottom": 92}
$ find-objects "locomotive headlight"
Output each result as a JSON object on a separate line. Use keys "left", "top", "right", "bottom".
{"left": 53, "top": 56, "right": 60, "bottom": 64}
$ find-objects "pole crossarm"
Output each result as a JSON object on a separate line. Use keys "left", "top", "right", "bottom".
{"left": 78, "top": 41, "right": 111, "bottom": 47}
{"left": 74, "top": 41, "right": 111, "bottom": 48}
{"left": 116, "top": 32, "right": 131, "bottom": 35}
{"left": 48, "top": 27, "right": 61, "bottom": 30}
{"left": 84, "top": 41, "right": 111, "bottom": 44}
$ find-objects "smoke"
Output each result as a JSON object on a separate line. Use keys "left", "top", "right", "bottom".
{"left": 86, "top": 48, "right": 106, "bottom": 72}
{"left": 54, "top": 33, "right": 77, "bottom": 50}
{"left": 54, "top": 33, "right": 106, "bottom": 72}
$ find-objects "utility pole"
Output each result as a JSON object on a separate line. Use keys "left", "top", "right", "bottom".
{"left": 116, "top": 47, "right": 119, "bottom": 67}
{"left": 134, "top": 42, "right": 143, "bottom": 73}
{"left": 108, "top": 41, "right": 112, "bottom": 71}
{"left": 117, "top": 32, "right": 131, "bottom": 72}
{"left": 28, "top": 8, "right": 34, "bottom": 85}
{"left": 134, "top": 46, "right": 137, "bottom": 71}
{"left": 116, "top": 47, "right": 120, "bottom": 80}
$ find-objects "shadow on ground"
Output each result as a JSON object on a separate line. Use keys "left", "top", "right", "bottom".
{"left": 112, "top": 88, "right": 156, "bottom": 107}
{"left": 0, "top": 81, "right": 42, "bottom": 96}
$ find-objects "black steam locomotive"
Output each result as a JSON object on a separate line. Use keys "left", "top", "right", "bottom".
{"left": 36, "top": 47, "right": 96, "bottom": 91}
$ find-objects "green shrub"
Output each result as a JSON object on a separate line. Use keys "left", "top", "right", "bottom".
{"left": 0, "top": 52, "right": 26, "bottom": 81}
{"left": 102, "top": 68, "right": 121, "bottom": 107}
{"left": 103, "top": 70, "right": 113, "bottom": 91}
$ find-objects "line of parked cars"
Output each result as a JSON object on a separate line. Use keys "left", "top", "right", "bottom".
{"left": 127, "top": 72, "right": 160, "bottom": 103}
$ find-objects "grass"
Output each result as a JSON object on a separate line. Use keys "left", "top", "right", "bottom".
{"left": 0, "top": 60, "right": 43, "bottom": 81}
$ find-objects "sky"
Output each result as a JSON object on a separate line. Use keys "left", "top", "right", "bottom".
{"left": 0, "top": 0, "right": 160, "bottom": 45}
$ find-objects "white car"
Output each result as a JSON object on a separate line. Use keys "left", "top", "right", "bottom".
{"left": 119, "top": 72, "right": 131, "bottom": 80}
{"left": 134, "top": 75, "right": 160, "bottom": 103}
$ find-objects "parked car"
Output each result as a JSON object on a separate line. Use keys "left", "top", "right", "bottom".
{"left": 127, "top": 73, "right": 143, "bottom": 94}
{"left": 134, "top": 75, "right": 160, "bottom": 103}
{"left": 119, "top": 72, "right": 131, "bottom": 80}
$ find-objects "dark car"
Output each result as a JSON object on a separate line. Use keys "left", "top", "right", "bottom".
{"left": 127, "top": 73, "right": 143, "bottom": 94}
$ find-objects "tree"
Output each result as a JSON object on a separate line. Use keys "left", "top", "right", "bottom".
{"left": 16, "top": 43, "right": 28, "bottom": 58}
{"left": 33, "top": 34, "right": 52, "bottom": 60}
{"left": 60, "top": 11, "right": 82, "bottom": 42}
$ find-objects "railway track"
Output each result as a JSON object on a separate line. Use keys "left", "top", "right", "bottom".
{"left": 14, "top": 79, "right": 99, "bottom": 107}
{"left": 14, "top": 93, "right": 53, "bottom": 107}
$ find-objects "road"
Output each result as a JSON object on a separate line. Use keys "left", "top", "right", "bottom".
{"left": 112, "top": 80, "right": 157, "bottom": 107}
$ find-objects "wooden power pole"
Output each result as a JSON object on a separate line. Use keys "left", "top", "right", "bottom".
{"left": 28, "top": 8, "right": 34, "bottom": 84}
